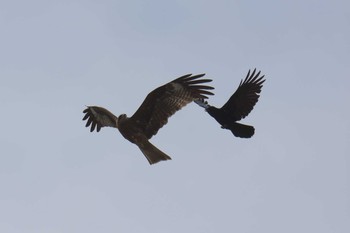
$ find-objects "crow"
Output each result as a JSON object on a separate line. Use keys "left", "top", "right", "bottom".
{"left": 194, "top": 69, "right": 265, "bottom": 138}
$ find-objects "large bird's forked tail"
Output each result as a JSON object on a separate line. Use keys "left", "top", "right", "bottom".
{"left": 138, "top": 140, "right": 172, "bottom": 165}
{"left": 225, "top": 122, "right": 255, "bottom": 138}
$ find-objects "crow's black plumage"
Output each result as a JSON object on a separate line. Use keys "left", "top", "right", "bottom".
{"left": 82, "top": 74, "right": 214, "bottom": 165}
{"left": 195, "top": 69, "right": 265, "bottom": 138}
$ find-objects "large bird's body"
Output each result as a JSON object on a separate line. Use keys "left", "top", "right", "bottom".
{"left": 195, "top": 69, "right": 265, "bottom": 138}
{"left": 82, "top": 74, "right": 214, "bottom": 164}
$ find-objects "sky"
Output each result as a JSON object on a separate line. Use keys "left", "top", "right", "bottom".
{"left": 1, "top": 0, "right": 349, "bottom": 232}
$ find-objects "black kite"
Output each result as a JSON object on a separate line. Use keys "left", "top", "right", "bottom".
{"left": 83, "top": 74, "right": 214, "bottom": 164}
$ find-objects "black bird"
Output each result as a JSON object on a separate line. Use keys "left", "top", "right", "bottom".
{"left": 82, "top": 74, "right": 214, "bottom": 165}
{"left": 195, "top": 69, "right": 265, "bottom": 138}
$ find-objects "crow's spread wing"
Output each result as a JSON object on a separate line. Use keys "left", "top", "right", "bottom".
{"left": 130, "top": 74, "right": 214, "bottom": 138}
{"left": 221, "top": 69, "right": 265, "bottom": 121}
{"left": 82, "top": 106, "right": 118, "bottom": 132}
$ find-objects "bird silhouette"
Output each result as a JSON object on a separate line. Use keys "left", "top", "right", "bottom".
{"left": 83, "top": 74, "right": 214, "bottom": 164}
{"left": 195, "top": 69, "right": 265, "bottom": 138}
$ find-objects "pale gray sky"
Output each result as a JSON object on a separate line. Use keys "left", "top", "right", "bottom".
{"left": 1, "top": 0, "right": 349, "bottom": 232}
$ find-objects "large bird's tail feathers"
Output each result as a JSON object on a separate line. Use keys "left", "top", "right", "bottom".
{"left": 138, "top": 140, "right": 172, "bottom": 165}
{"left": 225, "top": 122, "right": 255, "bottom": 138}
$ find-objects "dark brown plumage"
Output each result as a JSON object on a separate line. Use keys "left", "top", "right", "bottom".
{"left": 82, "top": 74, "right": 214, "bottom": 165}
{"left": 195, "top": 69, "right": 265, "bottom": 138}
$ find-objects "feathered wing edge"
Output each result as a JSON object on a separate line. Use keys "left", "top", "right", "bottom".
{"left": 82, "top": 106, "right": 118, "bottom": 132}
{"left": 238, "top": 68, "right": 266, "bottom": 93}
{"left": 171, "top": 73, "right": 215, "bottom": 99}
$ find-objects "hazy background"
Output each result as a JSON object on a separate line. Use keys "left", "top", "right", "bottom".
{"left": 1, "top": 0, "right": 349, "bottom": 232}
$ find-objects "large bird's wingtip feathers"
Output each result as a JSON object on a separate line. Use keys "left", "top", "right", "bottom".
{"left": 174, "top": 73, "right": 206, "bottom": 82}
{"left": 82, "top": 106, "right": 118, "bottom": 133}
{"left": 182, "top": 73, "right": 206, "bottom": 81}
{"left": 174, "top": 73, "right": 193, "bottom": 80}
{"left": 186, "top": 78, "right": 213, "bottom": 85}
{"left": 172, "top": 73, "right": 215, "bottom": 98}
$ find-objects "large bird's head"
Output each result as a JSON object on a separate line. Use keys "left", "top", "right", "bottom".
{"left": 115, "top": 113, "right": 127, "bottom": 127}
{"left": 118, "top": 114, "right": 127, "bottom": 120}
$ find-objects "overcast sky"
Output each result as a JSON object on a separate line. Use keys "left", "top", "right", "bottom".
{"left": 1, "top": 0, "right": 349, "bottom": 232}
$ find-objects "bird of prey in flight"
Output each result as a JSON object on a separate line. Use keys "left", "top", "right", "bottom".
{"left": 82, "top": 74, "right": 214, "bottom": 165}
{"left": 195, "top": 69, "right": 265, "bottom": 138}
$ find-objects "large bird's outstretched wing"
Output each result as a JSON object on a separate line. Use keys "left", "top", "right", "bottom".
{"left": 82, "top": 106, "right": 118, "bottom": 132}
{"left": 221, "top": 69, "right": 265, "bottom": 121}
{"left": 131, "top": 74, "right": 214, "bottom": 139}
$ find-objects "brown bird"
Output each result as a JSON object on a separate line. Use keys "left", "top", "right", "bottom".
{"left": 195, "top": 69, "right": 265, "bottom": 138}
{"left": 82, "top": 74, "right": 214, "bottom": 165}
